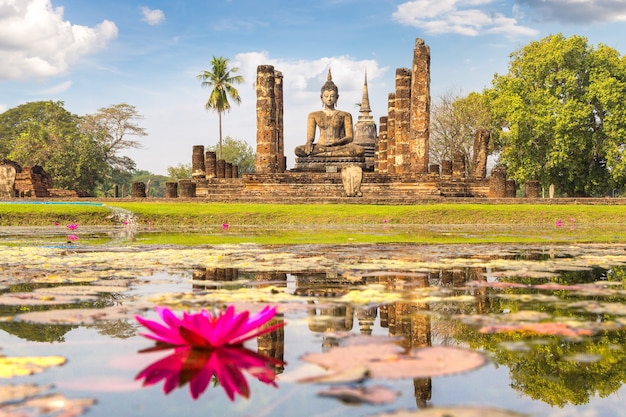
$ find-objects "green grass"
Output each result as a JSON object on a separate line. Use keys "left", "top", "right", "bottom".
{"left": 1, "top": 200, "right": 625, "bottom": 244}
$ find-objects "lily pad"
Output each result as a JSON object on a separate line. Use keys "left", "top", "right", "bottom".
{"left": 0, "top": 293, "right": 97, "bottom": 306}
{"left": 0, "top": 383, "right": 51, "bottom": 405}
{"left": 301, "top": 344, "right": 486, "bottom": 381}
{"left": 14, "top": 306, "right": 139, "bottom": 325}
{"left": 318, "top": 384, "right": 399, "bottom": 405}
{"left": 0, "top": 356, "right": 66, "bottom": 378}
{"left": 0, "top": 393, "right": 95, "bottom": 417}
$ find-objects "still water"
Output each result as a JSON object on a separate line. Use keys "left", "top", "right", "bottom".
{"left": 2, "top": 238, "right": 626, "bottom": 417}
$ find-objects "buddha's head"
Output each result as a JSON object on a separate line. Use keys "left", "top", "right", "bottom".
{"left": 320, "top": 69, "right": 339, "bottom": 106}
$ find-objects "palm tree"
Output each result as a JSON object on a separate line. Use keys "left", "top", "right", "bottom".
{"left": 196, "top": 56, "right": 244, "bottom": 159}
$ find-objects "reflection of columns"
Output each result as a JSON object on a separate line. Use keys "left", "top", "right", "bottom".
{"left": 356, "top": 307, "right": 377, "bottom": 335}
{"left": 192, "top": 268, "right": 238, "bottom": 289}
{"left": 387, "top": 274, "right": 432, "bottom": 409}
{"left": 308, "top": 304, "right": 354, "bottom": 351}
{"left": 258, "top": 316, "right": 285, "bottom": 373}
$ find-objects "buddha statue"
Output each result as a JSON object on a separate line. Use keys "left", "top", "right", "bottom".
{"left": 295, "top": 70, "right": 364, "bottom": 158}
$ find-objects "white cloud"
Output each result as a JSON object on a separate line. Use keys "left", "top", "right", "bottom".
{"left": 140, "top": 6, "right": 165, "bottom": 26}
{"left": 392, "top": 0, "right": 537, "bottom": 37}
{"left": 0, "top": 0, "right": 118, "bottom": 80}
{"left": 39, "top": 80, "right": 72, "bottom": 95}
{"left": 515, "top": 0, "right": 626, "bottom": 24}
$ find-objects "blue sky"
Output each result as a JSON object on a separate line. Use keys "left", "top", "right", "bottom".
{"left": 2, "top": 0, "right": 626, "bottom": 175}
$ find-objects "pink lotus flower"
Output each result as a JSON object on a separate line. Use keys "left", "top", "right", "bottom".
{"left": 136, "top": 345, "right": 283, "bottom": 401}
{"left": 555, "top": 219, "right": 563, "bottom": 228}
{"left": 135, "top": 305, "right": 285, "bottom": 349}
{"left": 221, "top": 223, "right": 229, "bottom": 231}
{"left": 66, "top": 234, "right": 79, "bottom": 243}
{"left": 66, "top": 222, "right": 79, "bottom": 231}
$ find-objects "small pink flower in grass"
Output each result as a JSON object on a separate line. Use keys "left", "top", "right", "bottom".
{"left": 66, "top": 222, "right": 79, "bottom": 231}
{"left": 382, "top": 219, "right": 388, "bottom": 223}
{"left": 135, "top": 305, "right": 285, "bottom": 349}
{"left": 54, "top": 221, "right": 60, "bottom": 227}
{"left": 555, "top": 219, "right": 563, "bottom": 228}
{"left": 66, "top": 234, "right": 79, "bottom": 243}
{"left": 222, "top": 223, "right": 229, "bottom": 231}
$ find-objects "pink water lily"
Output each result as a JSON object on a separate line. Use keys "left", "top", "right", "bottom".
{"left": 66, "top": 222, "right": 79, "bottom": 231}
{"left": 136, "top": 345, "right": 283, "bottom": 401}
{"left": 135, "top": 305, "right": 285, "bottom": 349}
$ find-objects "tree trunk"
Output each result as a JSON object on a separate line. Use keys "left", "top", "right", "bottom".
{"left": 218, "top": 111, "right": 223, "bottom": 160}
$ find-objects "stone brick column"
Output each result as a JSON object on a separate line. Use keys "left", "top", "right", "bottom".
{"left": 471, "top": 128, "right": 490, "bottom": 179}
{"left": 441, "top": 160, "right": 452, "bottom": 177}
{"left": 386, "top": 93, "right": 396, "bottom": 174}
{"left": 489, "top": 166, "right": 507, "bottom": 198}
{"left": 165, "top": 182, "right": 178, "bottom": 198}
{"left": 179, "top": 180, "right": 196, "bottom": 197}
{"left": 232, "top": 165, "right": 239, "bottom": 178}
{"left": 224, "top": 162, "right": 232, "bottom": 179}
{"left": 216, "top": 159, "right": 225, "bottom": 178}
{"left": 192, "top": 145, "right": 205, "bottom": 179}
{"left": 394, "top": 68, "right": 411, "bottom": 175}
{"left": 452, "top": 151, "right": 466, "bottom": 179}
{"left": 131, "top": 182, "right": 146, "bottom": 198}
{"left": 274, "top": 70, "right": 285, "bottom": 172}
{"left": 506, "top": 179, "right": 517, "bottom": 198}
{"left": 205, "top": 151, "right": 216, "bottom": 178}
{"left": 410, "top": 38, "right": 431, "bottom": 174}
{"left": 525, "top": 180, "right": 540, "bottom": 198}
{"left": 255, "top": 65, "right": 278, "bottom": 173}
{"left": 376, "top": 116, "right": 388, "bottom": 173}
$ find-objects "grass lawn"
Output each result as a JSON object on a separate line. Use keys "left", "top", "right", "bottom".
{"left": 0, "top": 200, "right": 625, "bottom": 244}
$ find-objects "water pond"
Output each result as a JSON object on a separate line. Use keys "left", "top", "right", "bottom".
{"left": 2, "top": 228, "right": 626, "bottom": 417}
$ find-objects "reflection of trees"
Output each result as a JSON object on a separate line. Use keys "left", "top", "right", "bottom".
{"left": 0, "top": 321, "right": 73, "bottom": 343}
{"left": 450, "top": 264, "right": 626, "bottom": 407}
{"left": 465, "top": 331, "right": 626, "bottom": 406}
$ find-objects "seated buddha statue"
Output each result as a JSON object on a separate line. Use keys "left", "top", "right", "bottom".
{"left": 295, "top": 70, "right": 364, "bottom": 158}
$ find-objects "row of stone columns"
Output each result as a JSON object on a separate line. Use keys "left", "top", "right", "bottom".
{"left": 192, "top": 145, "right": 239, "bottom": 179}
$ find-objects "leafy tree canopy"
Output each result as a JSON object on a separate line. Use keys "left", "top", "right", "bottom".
{"left": 0, "top": 101, "right": 107, "bottom": 194}
{"left": 207, "top": 136, "right": 256, "bottom": 175}
{"left": 487, "top": 33, "right": 626, "bottom": 197}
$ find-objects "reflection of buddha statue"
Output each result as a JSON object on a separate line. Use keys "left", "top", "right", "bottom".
{"left": 295, "top": 70, "right": 364, "bottom": 158}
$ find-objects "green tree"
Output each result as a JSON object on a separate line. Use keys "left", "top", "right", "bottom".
{"left": 0, "top": 101, "right": 107, "bottom": 194}
{"left": 80, "top": 104, "right": 146, "bottom": 196}
{"left": 196, "top": 56, "right": 244, "bottom": 159}
{"left": 487, "top": 34, "right": 626, "bottom": 197}
{"left": 207, "top": 136, "right": 256, "bottom": 175}
{"left": 167, "top": 163, "right": 191, "bottom": 180}
{"left": 430, "top": 89, "right": 491, "bottom": 174}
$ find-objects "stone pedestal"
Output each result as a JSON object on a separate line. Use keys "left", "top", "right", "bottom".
{"left": 489, "top": 166, "right": 507, "bottom": 198}
{"left": 293, "top": 156, "right": 366, "bottom": 173}
{"left": 179, "top": 180, "right": 196, "bottom": 198}
{"left": 525, "top": 180, "right": 540, "bottom": 198}
{"left": 165, "top": 182, "right": 178, "bottom": 198}
{"left": 131, "top": 182, "right": 146, "bottom": 198}
{"left": 341, "top": 165, "right": 363, "bottom": 197}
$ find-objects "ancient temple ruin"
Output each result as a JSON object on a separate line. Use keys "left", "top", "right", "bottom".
{"left": 179, "top": 38, "right": 521, "bottom": 201}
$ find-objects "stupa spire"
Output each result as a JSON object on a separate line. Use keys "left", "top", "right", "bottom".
{"left": 358, "top": 69, "right": 372, "bottom": 119}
